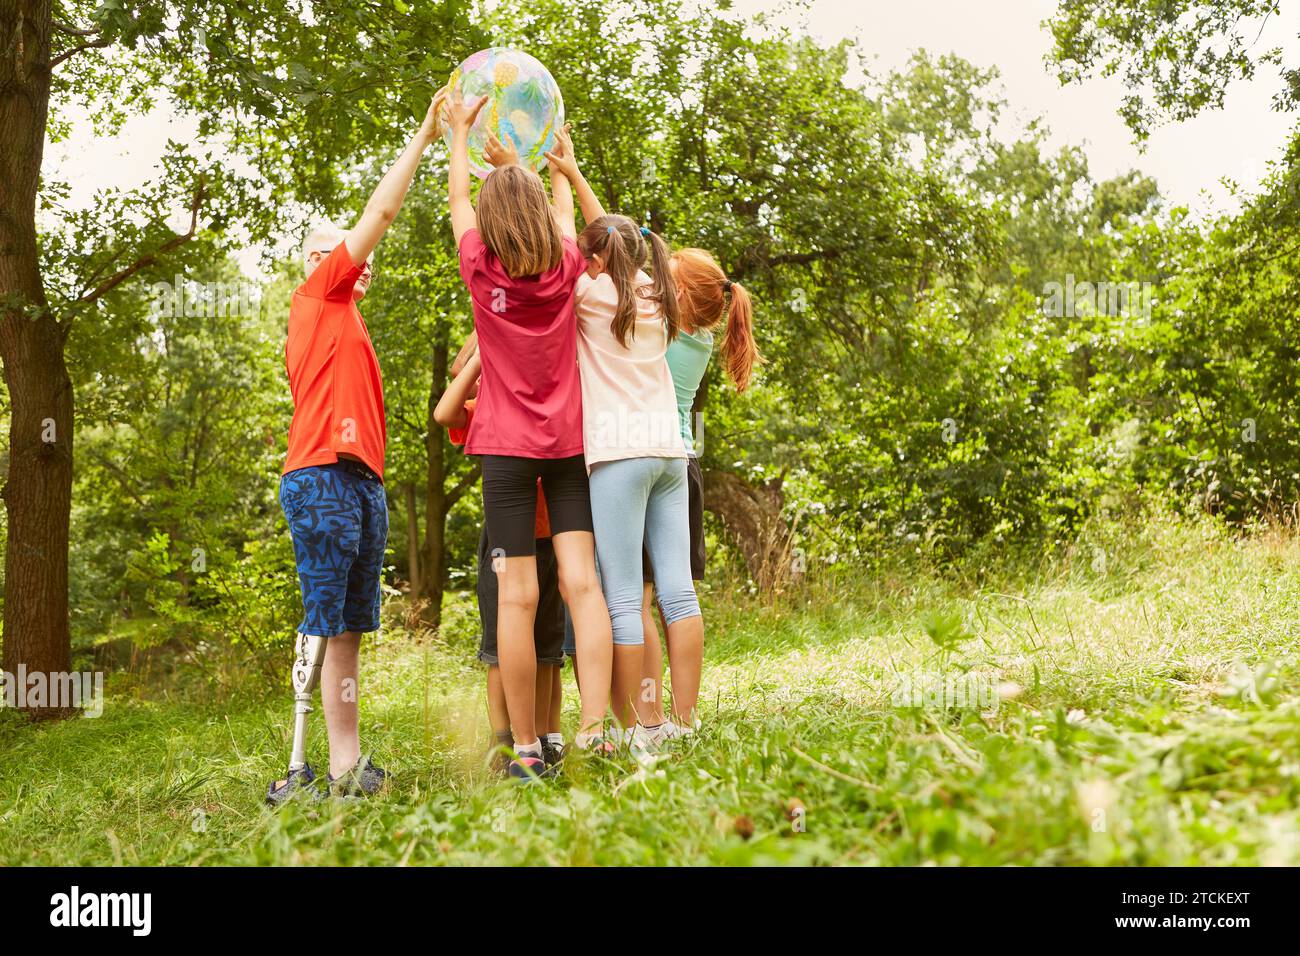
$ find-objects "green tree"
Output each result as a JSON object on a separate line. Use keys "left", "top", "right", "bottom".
{"left": 1045, "top": 0, "right": 1290, "bottom": 140}
{"left": 0, "top": 0, "right": 476, "bottom": 710}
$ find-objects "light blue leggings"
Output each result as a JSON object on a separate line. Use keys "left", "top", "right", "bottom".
{"left": 589, "top": 456, "right": 701, "bottom": 646}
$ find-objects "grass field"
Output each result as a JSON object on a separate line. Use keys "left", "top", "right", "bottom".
{"left": 3, "top": 516, "right": 1299, "bottom": 866}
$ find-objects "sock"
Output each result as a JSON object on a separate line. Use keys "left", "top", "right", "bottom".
{"left": 641, "top": 722, "right": 663, "bottom": 731}
{"left": 515, "top": 738, "right": 543, "bottom": 758}
{"left": 494, "top": 729, "right": 514, "bottom": 747}
{"left": 545, "top": 732, "right": 564, "bottom": 747}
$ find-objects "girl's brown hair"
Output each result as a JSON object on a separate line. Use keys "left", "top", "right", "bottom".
{"left": 476, "top": 165, "right": 565, "bottom": 278}
{"left": 671, "top": 247, "right": 760, "bottom": 392}
{"left": 576, "top": 214, "right": 679, "bottom": 348}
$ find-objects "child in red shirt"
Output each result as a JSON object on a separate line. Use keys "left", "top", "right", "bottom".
{"left": 435, "top": 335, "right": 567, "bottom": 775}
{"left": 444, "top": 89, "right": 615, "bottom": 769}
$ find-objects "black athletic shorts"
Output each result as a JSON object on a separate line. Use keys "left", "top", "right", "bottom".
{"left": 476, "top": 528, "right": 566, "bottom": 667}
{"left": 480, "top": 454, "right": 593, "bottom": 557}
{"left": 643, "top": 455, "right": 705, "bottom": 582}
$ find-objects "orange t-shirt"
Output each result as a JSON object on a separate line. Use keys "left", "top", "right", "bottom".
{"left": 282, "top": 243, "right": 387, "bottom": 480}
{"left": 449, "top": 399, "right": 550, "bottom": 539}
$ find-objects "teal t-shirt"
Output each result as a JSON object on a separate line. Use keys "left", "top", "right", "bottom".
{"left": 666, "top": 328, "right": 714, "bottom": 454}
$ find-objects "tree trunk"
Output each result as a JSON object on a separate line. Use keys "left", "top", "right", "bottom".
{"left": 404, "top": 481, "right": 421, "bottom": 598}
{"left": 701, "top": 468, "right": 793, "bottom": 593}
{"left": 0, "top": 1, "right": 75, "bottom": 718}
{"left": 419, "top": 337, "right": 449, "bottom": 630}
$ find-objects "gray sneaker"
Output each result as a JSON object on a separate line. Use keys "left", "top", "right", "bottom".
{"left": 328, "top": 756, "right": 389, "bottom": 797}
{"left": 265, "top": 764, "right": 323, "bottom": 806}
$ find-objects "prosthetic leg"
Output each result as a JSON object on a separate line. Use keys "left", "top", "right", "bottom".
{"left": 265, "top": 633, "right": 327, "bottom": 806}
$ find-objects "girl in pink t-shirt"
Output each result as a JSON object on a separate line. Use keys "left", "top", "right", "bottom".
{"left": 444, "top": 88, "right": 616, "bottom": 770}
{"left": 545, "top": 128, "right": 703, "bottom": 739}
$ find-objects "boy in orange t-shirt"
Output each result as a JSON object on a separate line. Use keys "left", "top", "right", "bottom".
{"left": 268, "top": 89, "right": 449, "bottom": 806}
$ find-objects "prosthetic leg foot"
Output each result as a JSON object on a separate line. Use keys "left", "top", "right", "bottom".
{"left": 265, "top": 764, "right": 318, "bottom": 806}
{"left": 266, "top": 633, "right": 327, "bottom": 807}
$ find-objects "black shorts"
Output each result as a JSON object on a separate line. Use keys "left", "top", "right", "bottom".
{"left": 480, "top": 454, "right": 593, "bottom": 557}
{"left": 476, "top": 528, "right": 565, "bottom": 666}
{"left": 643, "top": 455, "right": 705, "bottom": 582}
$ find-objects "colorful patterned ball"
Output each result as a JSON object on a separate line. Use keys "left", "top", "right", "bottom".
{"left": 444, "top": 47, "right": 565, "bottom": 179}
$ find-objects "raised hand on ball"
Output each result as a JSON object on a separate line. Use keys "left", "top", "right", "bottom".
{"left": 445, "top": 87, "right": 487, "bottom": 133}
{"left": 420, "top": 85, "right": 450, "bottom": 143}
{"left": 543, "top": 123, "right": 579, "bottom": 179}
{"left": 484, "top": 133, "right": 519, "bottom": 168}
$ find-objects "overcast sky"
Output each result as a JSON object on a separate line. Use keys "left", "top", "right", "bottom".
{"left": 43, "top": 0, "right": 1300, "bottom": 271}
{"left": 735, "top": 0, "right": 1300, "bottom": 215}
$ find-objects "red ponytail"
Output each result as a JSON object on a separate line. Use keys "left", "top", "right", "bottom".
{"left": 720, "top": 281, "right": 757, "bottom": 392}
{"left": 671, "top": 248, "right": 762, "bottom": 391}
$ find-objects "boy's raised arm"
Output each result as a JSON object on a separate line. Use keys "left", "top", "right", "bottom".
{"left": 447, "top": 89, "right": 488, "bottom": 245}
{"left": 345, "top": 86, "right": 448, "bottom": 267}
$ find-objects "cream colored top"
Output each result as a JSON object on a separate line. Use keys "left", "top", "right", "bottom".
{"left": 575, "top": 269, "right": 687, "bottom": 471}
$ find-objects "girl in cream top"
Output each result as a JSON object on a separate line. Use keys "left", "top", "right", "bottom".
{"left": 574, "top": 247, "right": 686, "bottom": 470}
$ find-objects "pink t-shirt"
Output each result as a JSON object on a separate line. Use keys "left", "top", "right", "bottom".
{"left": 458, "top": 228, "right": 587, "bottom": 458}
{"left": 575, "top": 270, "right": 686, "bottom": 470}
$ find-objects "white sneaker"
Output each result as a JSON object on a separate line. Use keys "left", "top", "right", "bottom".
{"left": 630, "top": 723, "right": 659, "bottom": 753}
{"left": 610, "top": 725, "right": 635, "bottom": 744}
{"left": 640, "top": 719, "right": 695, "bottom": 747}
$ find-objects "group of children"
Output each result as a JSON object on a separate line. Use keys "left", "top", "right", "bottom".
{"left": 433, "top": 89, "right": 758, "bottom": 780}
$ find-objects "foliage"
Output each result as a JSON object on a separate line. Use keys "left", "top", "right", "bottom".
{"left": 1045, "top": 0, "right": 1290, "bottom": 141}
{"left": 10, "top": 0, "right": 1300, "bottom": 649}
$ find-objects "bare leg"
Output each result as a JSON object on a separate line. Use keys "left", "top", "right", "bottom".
{"left": 534, "top": 663, "right": 553, "bottom": 735}
{"left": 497, "top": 556, "right": 541, "bottom": 747}
{"left": 610, "top": 645, "right": 643, "bottom": 729}
{"left": 546, "top": 663, "right": 563, "bottom": 735}
{"left": 551, "top": 531, "right": 612, "bottom": 737}
{"left": 321, "top": 631, "right": 362, "bottom": 778}
{"left": 636, "top": 584, "right": 666, "bottom": 726}
{"left": 486, "top": 665, "right": 510, "bottom": 738}
{"left": 664, "top": 615, "right": 704, "bottom": 726}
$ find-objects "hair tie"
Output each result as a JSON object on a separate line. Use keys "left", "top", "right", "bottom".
{"left": 640, "top": 226, "right": 650, "bottom": 236}
{"left": 607, "top": 226, "right": 615, "bottom": 235}
{"left": 723, "top": 280, "right": 733, "bottom": 292}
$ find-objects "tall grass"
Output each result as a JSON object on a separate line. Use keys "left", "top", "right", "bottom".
{"left": 2, "top": 513, "right": 1298, "bottom": 865}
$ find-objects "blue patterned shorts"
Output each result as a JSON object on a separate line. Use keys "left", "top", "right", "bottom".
{"left": 280, "top": 461, "right": 389, "bottom": 637}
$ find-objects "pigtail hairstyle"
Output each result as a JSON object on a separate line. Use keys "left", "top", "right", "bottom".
{"left": 645, "top": 228, "right": 680, "bottom": 342}
{"left": 578, "top": 214, "right": 679, "bottom": 348}
{"left": 670, "top": 247, "right": 761, "bottom": 392}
